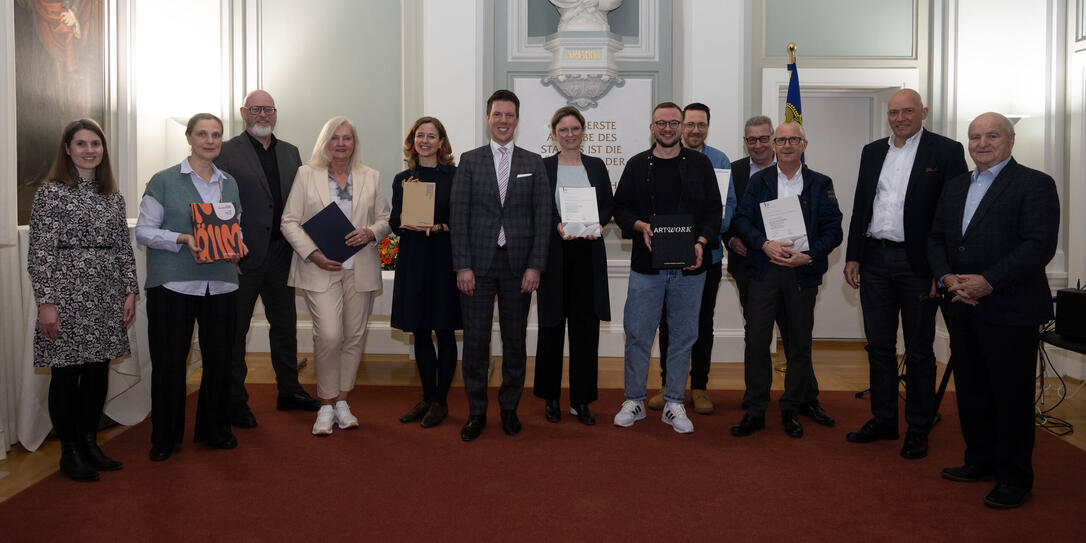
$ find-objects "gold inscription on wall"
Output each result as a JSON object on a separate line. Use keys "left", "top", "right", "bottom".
{"left": 539, "top": 119, "right": 625, "bottom": 167}
{"left": 565, "top": 49, "right": 602, "bottom": 60}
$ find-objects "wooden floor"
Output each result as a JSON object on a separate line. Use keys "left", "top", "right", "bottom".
{"left": 2, "top": 341, "right": 1083, "bottom": 503}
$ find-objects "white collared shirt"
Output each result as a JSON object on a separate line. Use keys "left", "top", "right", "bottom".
{"left": 777, "top": 167, "right": 804, "bottom": 199}
{"left": 867, "top": 129, "right": 923, "bottom": 241}
{"left": 750, "top": 158, "right": 777, "bottom": 179}
{"left": 135, "top": 157, "right": 239, "bottom": 296}
{"left": 490, "top": 140, "right": 515, "bottom": 176}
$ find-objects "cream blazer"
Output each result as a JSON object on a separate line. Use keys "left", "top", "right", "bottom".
{"left": 282, "top": 163, "right": 391, "bottom": 293}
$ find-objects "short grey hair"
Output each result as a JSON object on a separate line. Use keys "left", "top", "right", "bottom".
{"left": 777, "top": 120, "right": 806, "bottom": 139}
{"left": 745, "top": 115, "right": 774, "bottom": 130}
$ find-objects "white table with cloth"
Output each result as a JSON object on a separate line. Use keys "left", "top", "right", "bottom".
{"left": 1, "top": 223, "right": 152, "bottom": 458}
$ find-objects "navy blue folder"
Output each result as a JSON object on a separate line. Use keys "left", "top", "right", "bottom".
{"left": 301, "top": 202, "right": 362, "bottom": 264}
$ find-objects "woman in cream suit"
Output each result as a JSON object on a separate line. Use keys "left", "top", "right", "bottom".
{"left": 281, "top": 116, "right": 391, "bottom": 436}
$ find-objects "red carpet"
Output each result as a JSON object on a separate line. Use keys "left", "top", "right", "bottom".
{"left": 3, "top": 385, "right": 1085, "bottom": 542}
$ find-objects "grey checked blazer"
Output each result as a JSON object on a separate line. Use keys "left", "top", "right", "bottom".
{"left": 450, "top": 143, "right": 551, "bottom": 277}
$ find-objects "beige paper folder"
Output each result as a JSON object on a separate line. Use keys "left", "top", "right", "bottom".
{"left": 401, "top": 182, "right": 436, "bottom": 227}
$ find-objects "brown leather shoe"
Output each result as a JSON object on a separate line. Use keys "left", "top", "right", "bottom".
{"left": 647, "top": 391, "right": 666, "bottom": 411}
{"left": 691, "top": 389, "right": 714, "bottom": 414}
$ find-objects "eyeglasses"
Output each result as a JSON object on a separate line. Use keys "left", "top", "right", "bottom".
{"left": 744, "top": 136, "right": 771, "bottom": 145}
{"left": 245, "top": 106, "right": 277, "bottom": 114}
{"left": 683, "top": 122, "right": 708, "bottom": 130}
{"left": 774, "top": 136, "right": 806, "bottom": 146}
{"left": 653, "top": 120, "right": 682, "bottom": 129}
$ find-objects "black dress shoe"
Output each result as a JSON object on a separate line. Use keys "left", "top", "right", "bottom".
{"left": 400, "top": 401, "right": 431, "bottom": 423}
{"left": 730, "top": 412, "right": 766, "bottom": 437}
{"left": 203, "top": 435, "right": 238, "bottom": 450}
{"left": 148, "top": 446, "right": 172, "bottom": 462}
{"left": 782, "top": 410, "right": 803, "bottom": 438}
{"left": 984, "top": 483, "right": 1031, "bottom": 509}
{"left": 277, "top": 391, "right": 321, "bottom": 411}
{"left": 544, "top": 399, "right": 561, "bottom": 423}
{"left": 59, "top": 442, "right": 99, "bottom": 482}
{"left": 941, "top": 464, "right": 996, "bottom": 482}
{"left": 570, "top": 403, "right": 595, "bottom": 426}
{"left": 846, "top": 418, "right": 899, "bottom": 443}
{"left": 79, "top": 434, "right": 123, "bottom": 471}
{"left": 420, "top": 402, "right": 448, "bottom": 428}
{"left": 230, "top": 404, "right": 258, "bottom": 428}
{"left": 900, "top": 430, "right": 929, "bottom": 459}
{"left": 797, "top": 401, "right": 835, "bottom": 427}
{"left": 500, "top": 409, "right": 522, "bottom": 436}
{"left": 461, "top": 415, "right": 486, "bottom": 442}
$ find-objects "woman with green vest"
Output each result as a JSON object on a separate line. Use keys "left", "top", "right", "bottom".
{"left": 135, "top": 113, "right": 248, "bottom": 462}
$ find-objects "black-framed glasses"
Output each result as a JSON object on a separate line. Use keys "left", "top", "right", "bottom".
{"left": 246, "top": 106, "right": 277, "bottom": 114}
{"left": 653, "top": 120, "right": 681, "bottom": 128}
{"left": 774, "top": 136, "right": 805, "bottom": 146}
{"left": 744, "top": 136, "right": 772, "bottom": 145}
{"left": 683, "top": 122, "right": 708, "bottom": 130}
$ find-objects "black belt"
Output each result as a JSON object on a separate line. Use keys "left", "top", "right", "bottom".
{"left": 867, "top": 237, "right": 906, "bottom": 248}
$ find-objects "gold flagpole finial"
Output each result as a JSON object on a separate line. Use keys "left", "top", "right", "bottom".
{"left": 788, "top": 42, "right": 797, "bottom": 64}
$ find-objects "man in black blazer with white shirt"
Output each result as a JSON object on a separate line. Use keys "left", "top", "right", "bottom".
{"left": 450, "top": 89, "right": 551, "bottom": 441}
{"left": 215, "top": 90, "right": 319, "bottom": 428}
{"left": 842, "top": 89, "right": 967, "bottom": 459}
{"left": 929, "top": 112, "right": 1058, "bottom": 509}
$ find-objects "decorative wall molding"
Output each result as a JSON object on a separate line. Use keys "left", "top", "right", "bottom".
{"left": 507, "top": 0, "right": 660, "bottom": 63}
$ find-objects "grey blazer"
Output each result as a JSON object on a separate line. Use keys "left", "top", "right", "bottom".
{"left": 450, "top": 143, "right": 551, "bottom": 277}
{"left": 215, "top": 133, "right": 302, "bottom": 271}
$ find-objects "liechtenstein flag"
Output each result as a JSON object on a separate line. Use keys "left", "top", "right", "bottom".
{"left": 785, "top": 61, "right": 802, "bottom": 125}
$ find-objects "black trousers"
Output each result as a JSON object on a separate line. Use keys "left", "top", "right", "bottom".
{"left": 460, "top": 249, "right": 531, "bottom": 415}
{"left": 859, "top": 240, "right": 938, "bottom": 431}
{"left": 48, "top": 360, "right": 110, "bottom": 441}
{"left": 534, "top": 240, "right": 599, "bottom": 405}
{"left": 231, "top": 238, "right": 302, "bottom": 404}
{"left": 147, "top": 286, "right": 236, "bottom": 450}
{"left": 735, "top": 274, "right": 819, "bottom": 398}
{"left": 742, "top": 266, "right": 818, "bottom": 415}
{"left": 413, "top": 330, "right": 458, "bottom": 404}
{"left": 945, "top": 313, "right": 1038, "bottom": 490}
{"left": 658, "top": 260, "right": 721, "bottom": 390}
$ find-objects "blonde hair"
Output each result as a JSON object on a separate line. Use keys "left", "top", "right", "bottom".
{"left": 309, "top": 116, "right": 363, "bottom": 169}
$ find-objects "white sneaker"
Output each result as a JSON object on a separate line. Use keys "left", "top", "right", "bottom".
{"left": 334, "top": 400, "right": 359, "bottom": 429}
{"left": 613, "top": 399, "right": 646, "bottom": 427}
{"left": 312, "top": 405, "right": 335, "bottom": 436}
{"left": 662, "top": 401, "right": 694, "bottom": 434}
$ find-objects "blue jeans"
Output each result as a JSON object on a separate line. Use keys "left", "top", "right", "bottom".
{"left": 623, "top": 269, "right": 706, "bottom": 403}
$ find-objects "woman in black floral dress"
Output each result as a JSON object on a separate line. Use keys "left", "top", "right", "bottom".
{"left": 28, "top": 119, "right": 138, "bottom": 482}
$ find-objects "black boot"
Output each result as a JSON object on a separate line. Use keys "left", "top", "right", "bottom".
{"left": 80, "top": 433, "right": 123, "bottom": 471}
{"left": 59, "top": 441, "right": 99, "bottom": 482}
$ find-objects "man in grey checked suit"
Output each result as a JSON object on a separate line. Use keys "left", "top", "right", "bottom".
{"left": 450, "top": 89, "right": 551, "bottom": 441}
{"left": 215, "top": 89, "right": 320, "bottom": 428}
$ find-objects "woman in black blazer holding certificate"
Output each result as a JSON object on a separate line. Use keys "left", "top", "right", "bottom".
{"left": 390, "top": 116, "right": 462, "bottom": 428}
{"left": 533, "top": 106, "right": 613, "bottom": 425}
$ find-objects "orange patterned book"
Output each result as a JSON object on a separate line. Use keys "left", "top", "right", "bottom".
{"left": 190, "top": 202, "right": 242, "bottom": 261}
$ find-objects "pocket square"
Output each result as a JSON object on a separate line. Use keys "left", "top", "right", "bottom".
{"left": 516, "top": 173, "right": 532, "bottom": 178}
{"left": 925, "top": 167, "right": 940, "bottom": 172}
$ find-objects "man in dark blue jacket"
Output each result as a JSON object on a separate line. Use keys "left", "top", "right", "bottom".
{"left": 731, "top": 121, "right": 843, "bottom": 438}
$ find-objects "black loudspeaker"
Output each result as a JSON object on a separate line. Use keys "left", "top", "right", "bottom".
{"left": 1055, "top": 288, "right": 1086, "bottom": 339}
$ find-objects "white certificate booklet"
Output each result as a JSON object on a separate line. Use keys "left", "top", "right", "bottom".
{"left": 714, "top": 169, "right": 732, "bottom": 205}
{"left": 559, "top": 187, "right": 601, "bottom": 237}
{"left": 759, "top": 195, "right": 809, "bottom": 252}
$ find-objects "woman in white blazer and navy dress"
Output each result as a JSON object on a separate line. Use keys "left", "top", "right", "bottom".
{"left": 281, "top": 116, "right": 391, "bottom": 436}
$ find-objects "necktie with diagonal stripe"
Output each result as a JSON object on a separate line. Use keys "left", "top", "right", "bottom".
{"left": 497, "top": 146, "right": 509, "bottom": 247}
